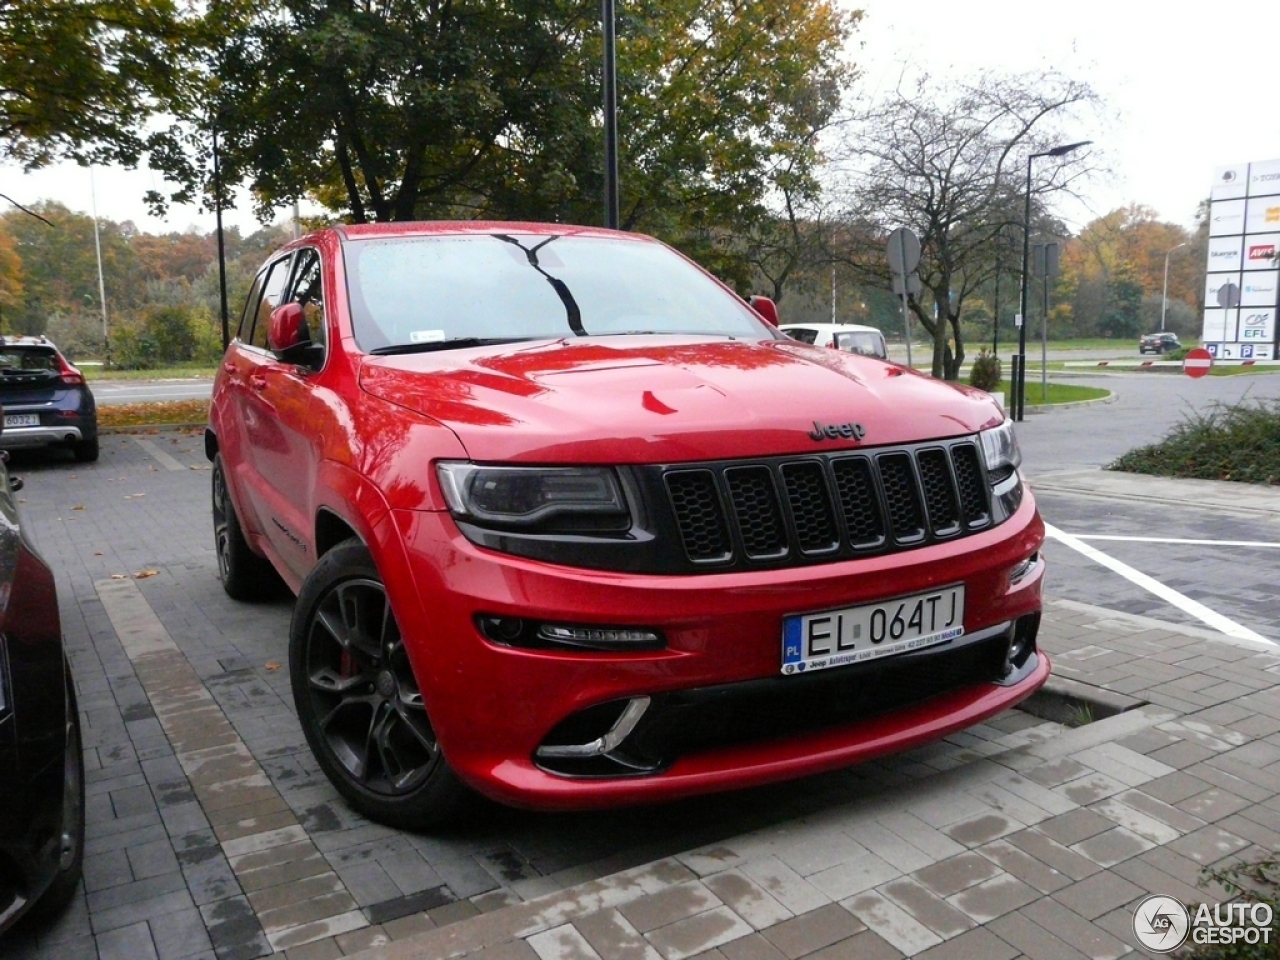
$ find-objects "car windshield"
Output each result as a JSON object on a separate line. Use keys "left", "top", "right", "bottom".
{"left": 343, "top": 233, "right": 772, "bottom": 352}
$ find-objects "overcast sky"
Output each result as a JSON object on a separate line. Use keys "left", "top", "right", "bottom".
{"left": 1, "top": 1, "right": 1273, "bottom": 237}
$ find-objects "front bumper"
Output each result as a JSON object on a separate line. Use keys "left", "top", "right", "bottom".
{"left": 383, "top": 488, "right": 1047, "bottom": 810}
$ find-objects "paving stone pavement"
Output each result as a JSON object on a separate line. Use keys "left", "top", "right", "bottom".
{"left": 3, "top": 432, "right": 1280, "bottom": 959}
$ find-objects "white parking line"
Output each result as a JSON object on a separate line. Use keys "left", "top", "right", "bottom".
{"left": 1071, "top": 535, "right": 1280, "bottom": 549}
{"left": 1043, "top": 522, "right": 1274, "bottom": 645}
{"left": 131, "top": 435, "right": 187, "bottom": 471}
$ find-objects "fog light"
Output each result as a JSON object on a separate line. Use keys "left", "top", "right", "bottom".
{"left": 492, "top": 617, "right": 525, "bottom": 641}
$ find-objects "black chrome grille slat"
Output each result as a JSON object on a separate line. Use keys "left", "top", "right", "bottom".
{"left": 877, "top": 452, "right": 925, "bottom": 542}
{"left": 664, "top": 470, "right": 732, "bottom": 563}
{"left": 831, "top": 456, "right": 886, "bottom": 548}
{"left": 780, "top": 461, "right": 839, "bottom": 554}
{"left": 917, "top": 448, "right": 961, "bottom": 536}
{"left": 663, "top": 439, "right": 993, "bottom": 568}
{"left": 951, "top": 443, "right": 990, "bottom": 527}
{"left": 725, "top": 466, "right": 788, "bottom": 559}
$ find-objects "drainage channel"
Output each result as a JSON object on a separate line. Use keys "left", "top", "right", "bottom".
{"left": 1018, "top": 674, "right": 1149, "bottom": 728}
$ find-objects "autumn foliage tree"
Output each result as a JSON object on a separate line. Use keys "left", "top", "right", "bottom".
{"left": 154, "top": 0, "right": 854, "bottom": 285}
{"left": 0, "top": 0, "right": 190, "bottom": 168}
{"left": 1054, "top": 205, "right": 1200, "bottom": 338}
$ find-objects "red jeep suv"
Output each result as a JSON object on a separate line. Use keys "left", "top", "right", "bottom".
{"left": 207, "top": 222, "right": 1047, "bottom": 828}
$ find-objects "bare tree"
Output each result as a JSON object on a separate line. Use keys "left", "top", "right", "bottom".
{"left": 830, "top": 70, "right": 1101, "bottom": 379}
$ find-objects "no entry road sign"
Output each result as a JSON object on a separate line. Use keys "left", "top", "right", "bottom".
{"left": 1184, "top": 347, "right": 1213, "bottom": 379}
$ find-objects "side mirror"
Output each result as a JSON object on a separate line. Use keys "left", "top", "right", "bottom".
{"left": 269, "top": 303, "right": 323, "bottom": 367}
{"left": 749, "top": 295, "right": 779, "bottom": 327}
{"left": 269, "top": 302, "right": 306, "bottom": 353}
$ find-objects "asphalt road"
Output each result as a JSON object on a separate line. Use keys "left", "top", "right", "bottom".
{"left": 89, "top": 379, "right": 213, "bottom": 405}
{"left": 1015, "top": 369, "right": 1280, "bottom": 645}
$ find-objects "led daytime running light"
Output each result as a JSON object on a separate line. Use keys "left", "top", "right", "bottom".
{"left": 537, "top": 624, "right": 663, "bottom": 648}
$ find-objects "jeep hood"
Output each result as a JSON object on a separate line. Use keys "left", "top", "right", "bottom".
{"left": 358, "top": 337, "right": 1004, "bottom": 463}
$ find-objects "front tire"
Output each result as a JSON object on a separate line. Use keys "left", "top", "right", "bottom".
{"left": 289, "top": 538, "right": 468, "bottom": 830}
{"left": 211, "top": 454, "right": 281, "bottom": 601}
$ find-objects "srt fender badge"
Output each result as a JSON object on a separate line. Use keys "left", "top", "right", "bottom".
{"left": 809, "top": 420, "right": 866, "bottom": 441}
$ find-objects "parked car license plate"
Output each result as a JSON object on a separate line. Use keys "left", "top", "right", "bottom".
{"left": 4, "top": 414, "right": 39, "bottom": 428}
{"left": 781, "top": 585, "right": 965, "bottom": 675}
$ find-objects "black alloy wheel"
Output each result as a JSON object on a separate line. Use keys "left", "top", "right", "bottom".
{"left": 289, "top": 539, "right": 467, "bottom": 829}
{"left": 211, "top": 454, "right": 281, "bottom": 601}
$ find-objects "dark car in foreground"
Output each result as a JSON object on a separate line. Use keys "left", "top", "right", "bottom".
{"left": 0, "top": 450, "right": 84, "bottom": 935}
{"left": 1139, "top": 332, "right": 1181, "bottom": 355}
{"left": 0, "top": 337, "right": 98, "bottom": 462}
{"left": 207, "top": 221, "right": 1048, "bottom": 828}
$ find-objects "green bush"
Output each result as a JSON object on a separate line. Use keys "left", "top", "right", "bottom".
{"left": 109, "top": 303, "right": 222, "bottom": 370}
{"left": 1183, "top": 853, "right": 1280, "bottom": 959}
{"left": 1109, "top": 398, "right": 1280, "bottom": 484}
{"left": 1166, "top": 346, "right": 1191, "bottom": 362}
{"left": 968, "top": 349, "right": 1002, "bottom": 392}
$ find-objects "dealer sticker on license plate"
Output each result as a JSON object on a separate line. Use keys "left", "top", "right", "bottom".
{"left": 3, "top": 414, "right": 38, "bottom": 428}
{"left": 781, "top": 585, "right": 965, "bottom": 675}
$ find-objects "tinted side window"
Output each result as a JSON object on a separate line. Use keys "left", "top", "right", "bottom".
{"left": 288, "top": 249, "right": 327, "bottom": 351}
{"left": 236, "top": 270, "right": 267, "bottom": 342}
{"left": 785, "top": 328, "right": 818, "bottom": 344}
{"left": 243, "top": 255, "right": 293, "bottom": 350}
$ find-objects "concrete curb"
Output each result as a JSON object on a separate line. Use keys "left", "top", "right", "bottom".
{"left": 99, "top": 422, "right": 205, "bottom": 435}
{"left": 1019, "top": 391, "right": 1117, "bottom": 414}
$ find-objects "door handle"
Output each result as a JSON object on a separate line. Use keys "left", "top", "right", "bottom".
{"left": 250, "top": 375, "right": 268, "bottom": 391}
{"left": 223, "top": 361, "right": 236, "bottom": 373}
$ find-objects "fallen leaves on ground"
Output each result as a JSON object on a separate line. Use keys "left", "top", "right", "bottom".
{"left": 134, "top": 570, "right": 158, "bottom": 579}
{"left": 98, "top": 400, "right": 209, "bottom": 429}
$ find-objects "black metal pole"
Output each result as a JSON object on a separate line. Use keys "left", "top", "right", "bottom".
{"left": 992, "top": 254, "right": 1000, "bottom": 355}
{"left": 212, "top": 121, "right": 230, "bottom": 350}
{"left": 602, "top": 0, "right": 619, "bottom": 230}
{"left": 1016, "top": 154, "right": 1032, "bottom": 422}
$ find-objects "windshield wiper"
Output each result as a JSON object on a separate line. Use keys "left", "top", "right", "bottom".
{"left": 369, "top": 337, "right": 534, "bottom": 356}
{"left": 495, "top": 234, "right": 586, "bottom": 337}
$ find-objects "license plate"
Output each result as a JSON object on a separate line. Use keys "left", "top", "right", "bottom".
{"left": 4, "top": 414, "right": 38, "bottom": 428}
{"left": 782, "top": 585, "right": 965, "bottom": 675}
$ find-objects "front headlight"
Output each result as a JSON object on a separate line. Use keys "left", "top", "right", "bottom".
{"left": 979, "top": 419, "right": 1024, "bottom": 521}
{"left": 436, "top": 463, "right": 631, "bottom": 533}
{"left": 979, "top": 419, "right": 1022, "bottom": 483}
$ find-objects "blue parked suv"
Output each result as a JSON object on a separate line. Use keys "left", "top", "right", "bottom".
{"left": 0, "top": 337, "right": 98, "bottom": 462}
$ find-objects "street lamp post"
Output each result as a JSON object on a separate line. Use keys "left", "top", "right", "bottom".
{"left": 1161, "top": 242, "right": 1188, "bottom": 333}
{"left": 1016, "top": 139, "right": 1091, "bottom": 421}
{"left": 602, "top": 0, "right": 619, "bottom": 230}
